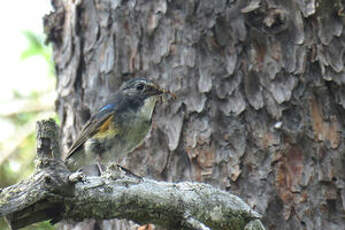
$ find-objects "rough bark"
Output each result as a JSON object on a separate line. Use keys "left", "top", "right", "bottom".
{"left": 44, "top": 0, "right": 345, "bottom": 229}
{"left": 0, "top": 119, "right": 263, "bottom": 230}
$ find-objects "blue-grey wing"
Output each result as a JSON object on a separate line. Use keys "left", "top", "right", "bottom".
{"left": 64, "top": 103, "right": 116, "bottom": 160}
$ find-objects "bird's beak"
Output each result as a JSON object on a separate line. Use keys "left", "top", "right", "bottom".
{"left": 151, "top": 86, "right": 177, "bottom": 105}
{"left": 147, "top": 83, "right": 164, "bottom": 96}
{"left": 152, "top": 85, "right": 165, "bottom": 96}
{"left": 150, "top": 84, "right": 176, "bottom": 99}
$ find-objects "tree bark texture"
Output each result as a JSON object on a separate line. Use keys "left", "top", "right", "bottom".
{"left": 45, "top": 0, "right": 345, "bottom": 229}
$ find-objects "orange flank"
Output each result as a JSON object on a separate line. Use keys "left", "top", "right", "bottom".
{"left": 94, "top": 115, "right": 118, "bottom": 138}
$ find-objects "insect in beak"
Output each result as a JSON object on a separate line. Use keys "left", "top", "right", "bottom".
{"left": 158, "top": 87, "right": 176, "bottom": 103}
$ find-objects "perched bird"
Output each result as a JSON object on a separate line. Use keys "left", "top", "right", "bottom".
{"left": 64, "top": 78, "right": 167, "bottom": 173}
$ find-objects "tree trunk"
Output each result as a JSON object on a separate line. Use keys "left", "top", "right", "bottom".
{"left": 45, "top": 0, "right": 345, "bottom": 229}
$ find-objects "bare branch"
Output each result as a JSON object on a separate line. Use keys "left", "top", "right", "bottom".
{"left": 0, "top": 119, "right": 265, "bottom": 230}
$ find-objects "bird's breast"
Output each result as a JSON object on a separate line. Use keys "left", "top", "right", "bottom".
{"left": 84, "top": 96, "right": 158, "bottom": 164}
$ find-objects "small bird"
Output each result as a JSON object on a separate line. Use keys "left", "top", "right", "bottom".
{"left": 64, "top": 78, "right": 167, "bottom": 173}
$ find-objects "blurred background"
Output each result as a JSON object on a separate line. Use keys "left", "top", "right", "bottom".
{"left": 0, "top": 1, "right": 56, "bottom": 229}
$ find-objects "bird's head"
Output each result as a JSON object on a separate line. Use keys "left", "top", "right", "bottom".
{"left": 118, "top": 78, "right": 171, "bottom": 120}
{"left": 120, "top": 78, "right": 165, "bottom": 99}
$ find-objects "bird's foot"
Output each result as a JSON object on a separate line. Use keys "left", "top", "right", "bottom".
{"left": 116, "top": 164, "right": 143, "bottom": 180}
{"left": 68, "top": 170, "right": 86, "bottom": 183}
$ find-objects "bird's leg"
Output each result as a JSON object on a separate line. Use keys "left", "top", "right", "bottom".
{"left": 116, "top": 163, "right": 143, "bottom": 180}
{"left": 96, "top": 154, "right": 104, "bottom": 175}
{"left": 96, "top": 162, "right": 104, "bottom": 175}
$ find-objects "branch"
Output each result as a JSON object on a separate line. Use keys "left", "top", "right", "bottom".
{"left": 0, "top": 119, "right": 265, "bottom": 230}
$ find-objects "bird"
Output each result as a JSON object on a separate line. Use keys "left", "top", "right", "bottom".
{"left": 64, "top": 78, "right": 168, "bottom": 174}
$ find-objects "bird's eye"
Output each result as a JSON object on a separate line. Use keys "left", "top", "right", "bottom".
{"left": 136, "top": 83, "right": 145, "bottom": 91}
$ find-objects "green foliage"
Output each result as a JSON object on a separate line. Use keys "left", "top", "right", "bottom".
{"left": 21, "top": 31, "right": 54, "bottom": 77}
{"left": 0, "top": 31, "right": 56, "bottom": 229}
{"left": 13, "top": 112, "right": 37, "bottom": 126}
{"left": 0, "top": 218, "right": 55, "bottom": 230}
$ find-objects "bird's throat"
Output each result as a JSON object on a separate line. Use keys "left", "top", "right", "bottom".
{"left": 138, "top": 96, "right": 158, "bottom": 121}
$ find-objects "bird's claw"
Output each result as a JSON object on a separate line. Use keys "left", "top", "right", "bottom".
{"left": 68, "top": 170, "right": 86, "bottom": 183}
